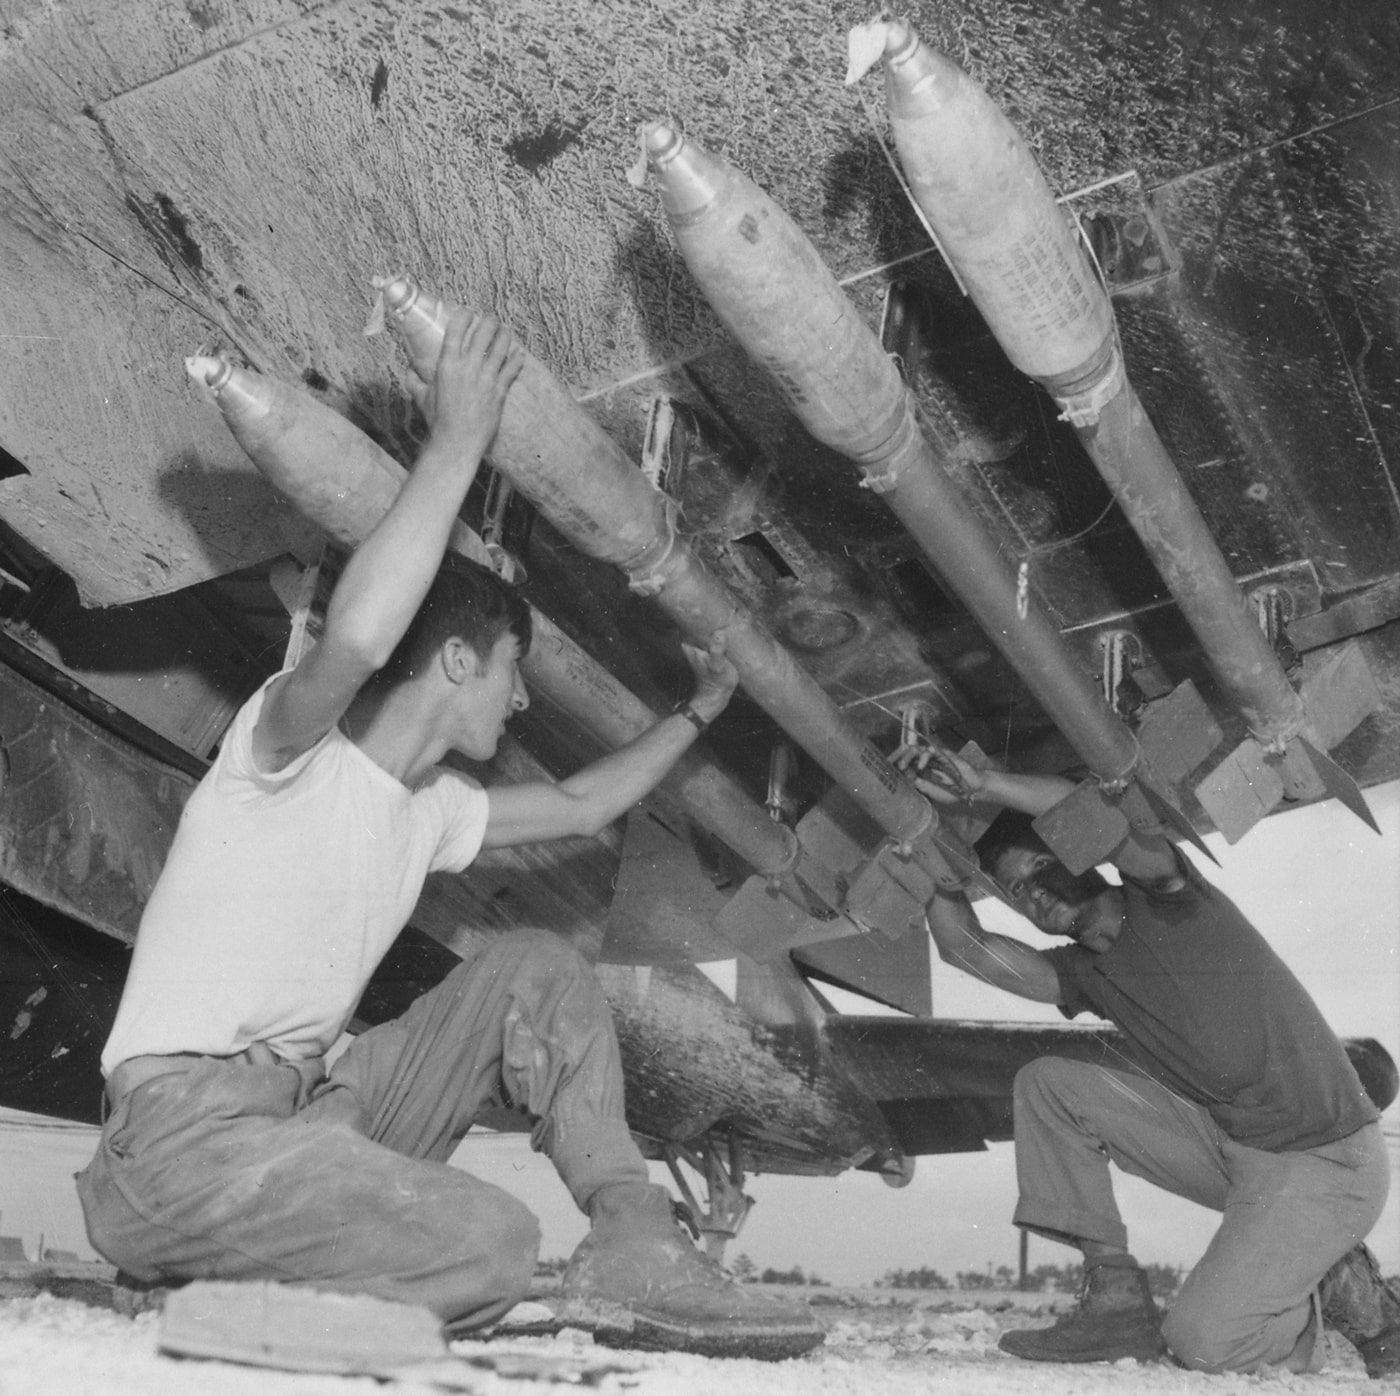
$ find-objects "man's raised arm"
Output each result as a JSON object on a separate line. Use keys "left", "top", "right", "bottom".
{"left": 481, "top": 635, "right": 739, "bottom": 848}
{"left": 255, "top": 312, "right": 523, "bottom": 769}
{"left": 925, "top": 887, "right": 1063, "bottom": 1004}
{"left": 903, "top": 751, "right": 1181, "bottom": 889}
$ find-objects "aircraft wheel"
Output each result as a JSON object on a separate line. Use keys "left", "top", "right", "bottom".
{"left": 880, "top": 1153, "right": 916, "bottom": 1188}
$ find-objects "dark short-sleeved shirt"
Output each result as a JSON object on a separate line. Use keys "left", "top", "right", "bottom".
{"left": 1044, "top": 856, "right": 1377, "bottom": 1153}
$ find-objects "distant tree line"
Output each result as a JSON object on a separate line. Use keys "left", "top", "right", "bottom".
{"left": 547, "top": 1251, "right": 1181, "bottom": 1298}
{"left": 876, "top": 1261, "right": 1183, "bottom": 1298}
{"left": 728, "top": 1254, "right": 829, "bottom": 1286}
{"left": 878, "top": 1265, "right": 951, "bottom": 1290}
{"left": 540, "top": 1251, "right": 836, "bottom": 1287}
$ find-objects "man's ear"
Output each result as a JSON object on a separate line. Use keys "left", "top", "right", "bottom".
{"left": 441, "top": 635, "right": 486, "bottom": 685}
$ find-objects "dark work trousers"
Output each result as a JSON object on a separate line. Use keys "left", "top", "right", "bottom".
{"left": 1011, "top": 1057, "right": 1390, "bottom": 1374}
{"left": 77, "top": 930, "right": 650, "bottom": 1326}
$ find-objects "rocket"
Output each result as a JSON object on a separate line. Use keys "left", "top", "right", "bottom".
{"left": 375, "top": 273, "right": 988, "bottom": 905}
{"left": 185, "top": 354, "right": 489, "bottom": 563}
{"left": 640, "top": 121, "right": 1209, "bottom": 871}
{"left": 861, "top": 21, "right": 1120, "bottom": 423}
{"left": 183, "top": 350, "right": 967, "bottom": 988}
{"left": 859, "top": 15, "right": 1379, "bottom": 840}
{"left": 182, "top": 352, "right": 809, "bottom": 910}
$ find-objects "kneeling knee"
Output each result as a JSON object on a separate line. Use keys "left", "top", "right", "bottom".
{"left": 482, "top": 1196, "right": 542, "bottom": 1289}
{"left": 501, "top": 929, "right": 591, "bottom": 986}
{"left": 1163, "top": 1307, "right": 1235, "bottom": 1373}
{"left": 430, "top": 1196, "right": 541, "bottom": 1325}
{"left": 1013, "top": 1055, "right": 1088, "bottom": 1109}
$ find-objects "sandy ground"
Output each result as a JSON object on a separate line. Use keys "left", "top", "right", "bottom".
{"left": 0, "top": 1275, "right": 1386, "bottom": 1396}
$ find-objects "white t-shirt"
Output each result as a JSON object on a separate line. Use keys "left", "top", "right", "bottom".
{"left": 101, "top": 675, "right": 489, "bottom": 1074}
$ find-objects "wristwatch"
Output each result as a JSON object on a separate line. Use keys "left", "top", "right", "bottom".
{"left": 673, "top": 700, "right": 709, "bottom": 734}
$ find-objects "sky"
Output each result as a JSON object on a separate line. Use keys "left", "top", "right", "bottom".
{"left": 1, "top": 780, "right": 1396, "bottom": 1284}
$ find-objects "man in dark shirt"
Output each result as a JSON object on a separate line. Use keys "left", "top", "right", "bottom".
{"left": 910, "top": 755, "right": 1396, "bottom": 1377}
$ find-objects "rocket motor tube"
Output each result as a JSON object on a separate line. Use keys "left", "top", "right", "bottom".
{"left": 186, "top": 354, "right": 799, "bottom": 875}
{"left": 382, "top": 276, "right": 952, "bottom": 855}
{"left": 1079, "top": 384, "right": 1307, "bottom": 744}
{"left": 880, "top": 20, "right": 1121, "bottom": 411}
{"left": 643, "top": 126, "right": 1143, "bottom": 784}
{"left": 524, "top": 614, "right": 804, "bottom": 879}
{"left": 879, "top": 22, "right": 1306, "bottom": 747}
{"left": 876, "top": 411, "right": 1144, "bottom": 775}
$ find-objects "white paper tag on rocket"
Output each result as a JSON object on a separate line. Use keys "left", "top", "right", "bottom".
{"left": 626, "top": 124, "right": 650, "bottom": 188}
{"left": 362, "top": 289, "right": 387, "bottom": 338}
{"left": 845, "top": 20, "right": 891, "bottom": 85}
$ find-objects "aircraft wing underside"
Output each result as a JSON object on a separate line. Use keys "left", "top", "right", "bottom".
{"left": 4, "top": 885, "right": 1394, "bottom": 1187}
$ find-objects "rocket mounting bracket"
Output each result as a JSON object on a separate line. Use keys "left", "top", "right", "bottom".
{"left": 662, "top": 1132, "right": 754, "bottom": 1260}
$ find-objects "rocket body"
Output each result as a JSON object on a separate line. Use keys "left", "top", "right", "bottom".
{"left": 880, "top": 24, "right": 1119, "bottom": 415}
{"left": 380, "top": 277, "right": 671, "bottom": 579}
{"left": 185, "top": 355, "right": 477, "bottom": 557}
{"left": 187, "top": 352, "right": 804, "bottom": 885}
{"left": 876, "top": 20, "right": 1310, "bottom": 752}
{"left": 643, "top": 124, "right": 1145, "bottom": 794}
{"left": 380, "top": 275, "right": 960, "bottom": 868}
{"left": 647, "top": 130, "right": 907, "bottom": 466}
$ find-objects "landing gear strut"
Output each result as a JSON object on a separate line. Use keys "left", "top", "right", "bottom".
{"left": 662, "top": 1131, "right": 754, "bottom": 1261}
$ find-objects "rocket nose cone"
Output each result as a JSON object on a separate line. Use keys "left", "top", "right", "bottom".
{"left": 185, "top": 354, "right": 231, "bottom": 390}
{"left": 642, "top": 120, "right": 684, "bottom": 169}
{"left": 641, "top": 120, "right": 724, "bottom": 222}
{"left": 380, "top": 275, "right": 420, "bottom": 315}
{"left": 883, "top": 16, "right": 920, "bottom": 65}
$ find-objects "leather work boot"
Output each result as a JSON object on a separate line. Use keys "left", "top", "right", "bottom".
{"left": 1321, "top": 1244, "right": 1400, "bottom": 1379}
{"left": 558, "top": 1182, "right": 824, "bottom": 1360}
{"left": 999, "top": 1256, "right": 1165, "bottom": 1364}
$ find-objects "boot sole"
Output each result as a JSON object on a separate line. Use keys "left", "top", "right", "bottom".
{"left": 158, "top": 1281, "right": 448, "bottom": 1374}
{"left": 999, "top": 1330, "right": 1165, "bottom": 1365}
{"left": 557, "top": 1296, "right": 825, "bottom": 1361}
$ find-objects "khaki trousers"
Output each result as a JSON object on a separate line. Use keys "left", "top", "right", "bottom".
{"left": 77, "top": 930, "right": 648, "bottom": 1326}
{"left": 1011, "top": 1056, "right": 1390, "bottom": 1374}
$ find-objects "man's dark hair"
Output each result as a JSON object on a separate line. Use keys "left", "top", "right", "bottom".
{"left": 974, "top": 808, "right": 1047, "bottom": 881}
{"left": 370, "top": 554, "right": 531, "bottom": 689}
